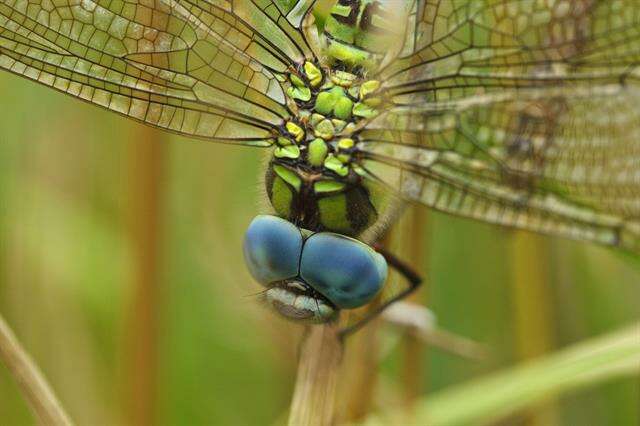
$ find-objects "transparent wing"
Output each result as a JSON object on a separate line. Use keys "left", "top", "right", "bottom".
{"left": 0, "top": 0, "right": 317, "bottom": 145}
{"left": 358, "top": 0, "right": 640, "bottom": 253}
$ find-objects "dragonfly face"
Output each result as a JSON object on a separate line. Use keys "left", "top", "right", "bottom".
{"left": 2, "top": 0, "right": 639, "bottom": 328}
{"left": 243, "top": 215, "right": 387, "bottom": 322}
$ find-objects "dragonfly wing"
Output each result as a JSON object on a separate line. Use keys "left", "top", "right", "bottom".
{"left": 360, "top": 90, "right": 640, "bottom": 253}
{"left": 357, "top": 0, "right": 640, "bottom": 253}
{"left": 0, "top": 0, "right": 317, "bottom": 145}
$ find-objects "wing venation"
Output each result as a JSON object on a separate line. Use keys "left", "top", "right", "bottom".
{"left": 360, "top": 0, "right": 640, "bottom": 253}
{"left": 0, "top": 0, "right": 319, "bottom": 145}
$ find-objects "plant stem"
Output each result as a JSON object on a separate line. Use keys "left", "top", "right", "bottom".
{"left": 383, "top": 302, "right": 489, "bottom": 361}
{"left": 400, "top": 206, "right": 428, "bottom": 410}
{"left": 510, "top": 232, "right": 559, "bottom": 425}
{"left": 338, "top": 317, "right": 379, "bottom": 422}
{"left": 288, "top": 324, "right": 342, "bottom": 426}
{"left": 0, "top": 311, "right": 73, "bottom": 426}
{"left": 124, "top": 124, "right": 164, "bottom": 426}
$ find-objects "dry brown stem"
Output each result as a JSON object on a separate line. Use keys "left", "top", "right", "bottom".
{"left": 0, "top": 312, "right": 73, "bottom": 426}
{"left": 123, "top": 122, "right": 165, "bottom": 426}
{"left": 288, "top": 323, "right": 343, "bottom": 426}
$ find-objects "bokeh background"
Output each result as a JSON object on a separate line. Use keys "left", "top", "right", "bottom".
{"left": 0, "top": 68, "right": 639, "bottom": 424}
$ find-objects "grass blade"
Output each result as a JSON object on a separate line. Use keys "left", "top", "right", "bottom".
{"left": 0, "top": 311, "right": 74, "bottom": 425}
{"left": 369, "top": 322, "right": 640, "bottom": 426}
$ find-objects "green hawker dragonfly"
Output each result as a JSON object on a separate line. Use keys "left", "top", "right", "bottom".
{"left": 1, "top": 0, "right": 639, "bottom": 331}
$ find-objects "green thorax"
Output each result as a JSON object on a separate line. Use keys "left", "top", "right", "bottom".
{"left": 265, "top": 60, "right": 386, "bottom": 237}
{"left": 277, "top": 61, "right": 382, "bottom": 177}
{"left": 321, "top": 0, "right": 405, "bottom": 72}
{"left": 265, "top": 161, "right": 379, "bottom": 237}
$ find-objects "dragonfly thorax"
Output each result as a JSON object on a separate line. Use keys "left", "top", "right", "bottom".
{"left": 321, "top": 0, "right": 407, "bottom": 72}
{"left": 278, "top": 62, "right": 381, "bottom": 173}
{"left": 265, "top": 160, "right": 379, "bottom": 237}
{"left": 265, "top": 62, "right": 385, "bottom": 236}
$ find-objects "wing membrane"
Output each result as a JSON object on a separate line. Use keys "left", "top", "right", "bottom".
{"left": 359, "top": 0, "right": 640, "bottom": 252}
{"left": 382, "top": 0, "right": 640, "bottom": 97}
{"left": 0, "top": 0, "right": 317, "bottom": 145}
{"left": 361, "top": 88, "right": 640, "bottom": 252}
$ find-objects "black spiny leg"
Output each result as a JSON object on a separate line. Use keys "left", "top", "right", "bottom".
{"left": 339, "top": 244, "right": 423, "bottom": 338}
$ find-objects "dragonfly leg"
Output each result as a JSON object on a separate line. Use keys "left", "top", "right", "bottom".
{"left": 338, "top": 245, "right": 423, "bottom": 338}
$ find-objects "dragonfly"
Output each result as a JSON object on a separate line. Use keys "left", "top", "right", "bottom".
{"left": 1, "top": 0, "right": 639, "bottom": 333}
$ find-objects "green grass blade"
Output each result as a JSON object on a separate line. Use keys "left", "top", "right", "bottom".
{"left": 369, "top": 323, "right": 640, "bottom": 426}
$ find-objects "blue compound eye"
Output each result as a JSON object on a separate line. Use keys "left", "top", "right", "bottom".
{"left": 300, "top": 233, "right": 387, "bottom": 309}
{"left": 243, "top": 215, "right": 303, "bottom": 285}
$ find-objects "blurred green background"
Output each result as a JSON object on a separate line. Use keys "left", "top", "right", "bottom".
{"left": 0, "top": 70, "right": 638, "bottom": 425}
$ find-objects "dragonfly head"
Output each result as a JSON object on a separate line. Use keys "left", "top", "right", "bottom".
{"left": 243, "top": 215, "right": 387, "bottom": 323}
{"left": 263, "top": 281, "right": 336, "bottom": 322}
